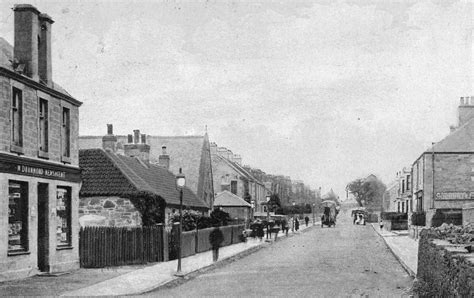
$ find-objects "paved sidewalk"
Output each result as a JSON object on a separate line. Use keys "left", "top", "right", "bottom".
{"left": 1, "top": 223, "right": 315, "bottom": 296}
{"left": 371, "top": 224, "right": 418, "bottom": 277}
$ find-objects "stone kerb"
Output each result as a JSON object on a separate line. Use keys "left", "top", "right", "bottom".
{"left": 415, "top": 229, "right": 474, "bottom": 297}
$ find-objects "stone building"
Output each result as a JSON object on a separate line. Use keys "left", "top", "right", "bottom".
{"left": 79, "top": 132, "right": 213, "bottom": 209}
{"left": 383, "top": 168, "right": 412, "bottom": 213}
{"left": 79, "top": 127, "right": 208, "bottom": 227}
{"left": 412, "top": 97, "right": 474, "bottom": 226}
{"left": 213, "top": 191, "right": 252, "bottom": 223}
{"left": 210, "top": 143, "right": 269, "bottom": 214}
{"left": 0, "top": 5, "right": 82, "bottom": 280}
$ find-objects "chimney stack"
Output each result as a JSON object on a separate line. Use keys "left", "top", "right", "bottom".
{"left": 38, "top": 13, "right": 53, "bottom": 87}
{"left": 158, "top": 145, "right": 170, "bottom": 170}
{"left": 210, "top": 142, "right": 217, "bottom": 155}
{"left": 133, "top": 130, "right": 140, "bottom": 144}
{"left": 102, "top": 124, "right": 117, "bottom": 152}
{"left": 233, "top": 154, "right": 242, "bottom": 165}
{"left": 124, "top": 129, "right": 150, "bottom": 165}
{"left": 458, "top": 96, "right": 474, "bottom": 126}
{"left": 14, "top": 4, "right": 40, "bottom": 80}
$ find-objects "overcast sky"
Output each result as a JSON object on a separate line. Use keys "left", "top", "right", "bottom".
{"left": 1, "top": 0, "right": 472, "bottom": 197}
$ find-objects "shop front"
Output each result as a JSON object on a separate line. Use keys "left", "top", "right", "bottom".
{"left": 0, "top": 153, "right": 81, "bottom": 281}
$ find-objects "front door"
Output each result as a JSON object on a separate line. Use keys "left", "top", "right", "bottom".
{"left": 37, "top": 183, "right": 49, "bottom": 272}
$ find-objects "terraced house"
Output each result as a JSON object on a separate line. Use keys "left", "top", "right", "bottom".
{"left": 0, "top": 5, "right": 81, "bottom": 280}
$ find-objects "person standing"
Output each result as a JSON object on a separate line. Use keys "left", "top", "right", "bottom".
{"left": 209, "top": 226, "right": 224, "bottom": 262}
{"left": 295, "top": 218, "right": 300, "bottom": 231}
{"left": 304, "top": 216, "right": 309, "bottom": 227}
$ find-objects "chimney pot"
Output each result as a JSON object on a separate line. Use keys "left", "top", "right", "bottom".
{"left": 141, "top": 134, "right": 146, "bottom": 144}
{"left": 127, "top": 134, "right": 133, "bottom": 143}
{"left": 162, "top": 145, "right": 167, "bottom": 155}
{"left": 107, "top": 124, "right": 113, "bottom": 135}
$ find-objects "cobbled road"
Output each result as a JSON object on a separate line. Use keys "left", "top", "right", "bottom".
{"left": 148, "top": 212, "right": 413, "bottom": 297}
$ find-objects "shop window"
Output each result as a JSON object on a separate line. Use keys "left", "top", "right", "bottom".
{"left": 61, "top": 108, "right": 70, "bottom": 159}
{"left": 56, "top": 187, "right": 72, "bottom": 247}
{"left": 11, "top": 87, "right": 23, "bottom": 150}
{"left": 8, "top": 181, "right": 28, "bottom": 253}
{"left": 39, "top": 98, "right": 48, "bottom": 153}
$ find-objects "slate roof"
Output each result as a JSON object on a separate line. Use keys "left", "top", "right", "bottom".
{"left": 79, "top": 134, "right": 209, "bottom": 199}
{"left": 0, "top": 37, "right": 72, "bottom": 96}
{"left": 79, "top": 149, "right": 208, "bottom": 210}
{"left": 214, "top": 191, "right": 252, "bottom": 207}
{"left": 213, "top": 154, "right": 264, "bottom": 186}
{"left": 427, "top": 118, "right": 474, "bottom": 153}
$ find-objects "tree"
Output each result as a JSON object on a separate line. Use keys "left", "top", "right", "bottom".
{"left": 268, "top": 194, "right": 281, "bottom": 211}
{"left": 346, "top": 175, "right": 386, "bottom": 210}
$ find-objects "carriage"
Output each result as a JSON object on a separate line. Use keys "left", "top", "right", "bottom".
{"left": 321, "top": 200, "right": 337, "bottom": 228}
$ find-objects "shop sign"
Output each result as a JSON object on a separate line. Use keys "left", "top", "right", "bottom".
{"left": 0, "top": 154, "right": 81, "bottom": 182}
{"left": 435, "top": 192, "right": 471, "bottom": 200}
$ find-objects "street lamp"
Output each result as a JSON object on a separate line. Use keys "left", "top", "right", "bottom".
{"left": 312, "top": 203, "right": 315, "bottom": 225}
{"left": 175, "top": 168, "right": 185, "bottom": 276}
{"left": 266, "top": 195, "right": 271, "bottom": 239}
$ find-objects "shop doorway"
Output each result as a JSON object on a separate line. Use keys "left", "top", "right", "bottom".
{"left": 37, "top": 183, "right": 49, "bottom": 272}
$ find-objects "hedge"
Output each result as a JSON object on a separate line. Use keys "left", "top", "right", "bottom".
{"left": 414, "top": 226, "right": 474, "bottom": 297}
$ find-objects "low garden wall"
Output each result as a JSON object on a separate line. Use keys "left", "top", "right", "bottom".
{"left": 415, "top": 225, "right": 474, "bottom": 297}
{"left": 170, "top": 225, "right": 245, "bottom": 260}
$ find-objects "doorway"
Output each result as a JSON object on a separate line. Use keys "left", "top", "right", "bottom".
{"left": 37, "top": 183, "right": 49, "bottom": 272}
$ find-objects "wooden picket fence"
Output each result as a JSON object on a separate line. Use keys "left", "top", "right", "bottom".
{"left": 79, "top": 225, "right": 164, "bottom": 268}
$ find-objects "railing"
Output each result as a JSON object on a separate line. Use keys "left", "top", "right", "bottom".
{"left": 79, "top": 225, "right": 164, "bottom": 268}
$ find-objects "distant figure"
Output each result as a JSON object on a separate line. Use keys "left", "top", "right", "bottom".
{"left": 281, "top": 219, "right": 289, "bottom": 236}
{"left": 304, "top": 216, "right": 309, "bottom": 227}
{"left": 256, "top": 221, "right": 265, "bottom": 240}
{"left": 209, "top": 227, "right": 224, "bottom": 262}
{"left": 379, "top": 217, "right": 384, "bottom": 230}
{"left": 295, "top": 218, "right": 300, "bottom": 231}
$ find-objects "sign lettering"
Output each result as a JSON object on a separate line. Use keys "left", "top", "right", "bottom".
{"left": 435, "top": 192, "right": 470, "bottom": 200}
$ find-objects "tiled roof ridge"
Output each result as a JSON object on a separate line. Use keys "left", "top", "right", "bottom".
{"left": 103, "top": 150, "right": 155, "bottom": 193}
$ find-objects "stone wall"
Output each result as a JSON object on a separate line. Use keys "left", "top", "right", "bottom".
{"left": 415, "top": 229, "right": 474, "bottom": 296}
{"left": 79, "top": 196, "right": 142, "bottom": 227}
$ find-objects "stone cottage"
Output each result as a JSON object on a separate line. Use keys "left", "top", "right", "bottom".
{"left": 79, "top": 131, "right": 214, "bottom": 210}
{"left": 79, "top": 128, "right": 209, "bottom": 227}
{"left": 214, "top": 191, "right": 252, "bottom": 223}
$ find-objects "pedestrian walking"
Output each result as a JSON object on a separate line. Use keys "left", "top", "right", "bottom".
{"left": 281, "top": 218, "right": 289, "bottom": 236}
{"left": 209, "top": 226, "right": 224, "bottom": 262}
{"left": 304, "top": 216, "right": 309, "bottom": 227}
{"left": 295, "top": 218, "right": 299, "bottom": 231}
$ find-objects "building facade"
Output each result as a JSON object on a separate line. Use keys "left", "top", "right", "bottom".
{"left": 412, "top": 97, "right": 474, "bottom": 226}
{"left": 0, "top": 5, "right": 81, "bottom": 281}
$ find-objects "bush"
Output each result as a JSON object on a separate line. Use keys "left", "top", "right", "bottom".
{"left": 411, "top": 211, "right": 426, "bottom": 226}
{"left": 431, "top": 209, "right": 462, "bottom": 227}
